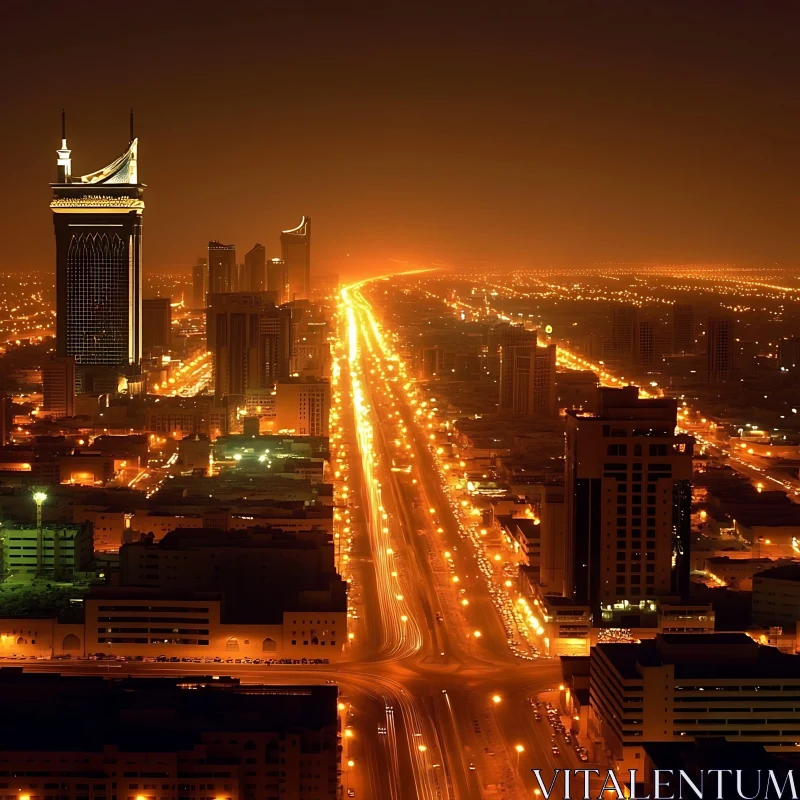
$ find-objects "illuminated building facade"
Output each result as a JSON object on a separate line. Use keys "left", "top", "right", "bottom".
{"left": 565, "top": 386, "right": 694, "bottom": 618}
{"left": 280, "top": 216, "right": 311, "bottom": 301}
{"left": 275, "top": 377, "right": 331, "bottom": 436}
{"left": 51, "top": 120, "right": 143, "bottom": 389}
{"left": 608, "top": 307, "right": 637, "bottom": 362}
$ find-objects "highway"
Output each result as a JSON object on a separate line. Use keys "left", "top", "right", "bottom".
{"left": 14, "top": 276, "right": 584, "bottom": 800}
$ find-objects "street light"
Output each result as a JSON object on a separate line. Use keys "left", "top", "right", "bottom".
{"left": 515, "top": 743, "right": 524, "bottom": 769}
{"left": 492, "top": 694, "right": 501, "bottom": 704}
{"left": 32, "top": 490, "right": 47, "bottom": 577}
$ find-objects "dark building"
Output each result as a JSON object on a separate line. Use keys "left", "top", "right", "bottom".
{"left": 280, "top": 217, "right": 311, "bottom": 301}
{"left": 608, "top": 307, "right": 637, "bottom": 362}
{"left": 707, "top": 316, "right": 733, "bottom": 382}
{"left": 42, "top": 356, "right": 75, "bottom": 418}
{"left": 498, "top": 324, "right": 537, "bottom": 413}
{"left": 208, "top": 241, "right": 235, "bottom": 294}
{"left": 267, "top": 257, "right": 289, "bottom": 303}
{"left": 142, "top": 297, "right": 172, "bottom": 353}
{"left": 635, "top": 318, "right": 655, "bottom": 367}
{"left": 51, "top": 118, "right": 143, "bottom": 388}
{"left": 192, "top": 256, "right": 207, "bottom": 308}
{"left": 246, "top": 243, "right": 267, "bottom": 292}
{"left": 672, "top": 303, "right": 695, "bottom": 354}
{"left": 207, "top": 293, "right": 292, "bottom": 399}
{"left": 565, "top": 386, "right": 694, "bottom": 618}
{"left": 0, "top": 671, "right": 339, "bottom": 800}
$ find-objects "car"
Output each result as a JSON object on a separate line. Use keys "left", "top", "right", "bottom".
{"left": 551, "top": 746, "right": 560, "bottom": 756}
{"left": 533, "top": 713, "right": 541, "bottom": 721}
{"left": 579, "top": 753, "right": 589, "bottom": 762}
{"left": 564, "top": 734, "right": 572, "bottom": 744}
{"left": 436, "top": 612, "right": 443, "bottom": 622}
{"left": 469, "top": 763, "right": 476, "bottom": 771}
{"left": 347, "top": 790, "right": 355, "bottom": 798}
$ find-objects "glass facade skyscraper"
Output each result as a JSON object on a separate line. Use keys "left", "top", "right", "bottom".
{"left": 51, "top": 130, "right": 143, "bottom": 382}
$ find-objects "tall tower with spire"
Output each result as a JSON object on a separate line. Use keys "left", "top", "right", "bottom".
{"left": 50, "top": 114, "right": 144, "bottom": 392}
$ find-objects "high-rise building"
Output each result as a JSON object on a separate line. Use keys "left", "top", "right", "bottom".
{"left": 192, "top": 256, "right": 207, "bottom": 308}
{"left": 608, "top": 307, "right": 637, "bottom": 361}
{"left": 707, "top": 316, "right": 733, "bottom": 382}
{"left": 275, "top": 377, "right": 331, "bottom": 436}
{"left": 207, "top": 293, "right": 292, "bottom": 399}
{"left": 498, "top": 324, "right": 537, "bottom": 413}
{"left": 672, "top": 303, "right": 694, "bottom": 354}
{"left": 565, "top": 386, "right": 694, "bottom": 617}
{"left": 42, "top": 356, "right": 75, "bottom": 418}
{"left": 142, "top": 298, "right": 172, "bottom": 353}
{"left": 635, "top": 318, "right": 655, "bottom": 367}
{"left": 267, "top": 257, "right": 289, "bottom": 304}
{"left": 208, "top": 241, "right": 235, "bottom": 294}
{"left": 245, "top": 242, "right": 266, "bottom": 292}
{"left": 280, "top": 216, "right": 311, "bottom": 301}
{"left": 51, "top": 118, "right": 143, "bottom": 383}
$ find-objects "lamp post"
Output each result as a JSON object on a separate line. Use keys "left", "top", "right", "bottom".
{"left": 32, "top": 491, "right": 47, "bottom": 577}
{"left": 515, "top": 744, "right": 524, "bottom": 770}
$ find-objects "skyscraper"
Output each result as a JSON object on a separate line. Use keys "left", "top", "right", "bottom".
{"left": 707, "top": 316, "right": 733, "bottom": 382}
{"left": 51, "top": 116, "right": 143, "bottom": 386}
{"left": 192, "top": 257, "right": 207, "bottom": 308}
{"left": 498, "top": 324, "right": 537, "bottom": 413}
{"left": 532, "top": 343, "right": 557, "bottom": 415}
{"left": 564, "top": 386, "right": 693, "bottom": 618}
{"left": 280, "top": 217, "right": 311, "bottom": 301}
{"left": 672, "top": 303, "right": 694, "bottom": 354}
{"left": 208, "top": 241, "right": 235, "bottom": 295}
{"left": 42, "top": 356, "right": 76, "bottom": 418}
{"left": 267, "top": 257, "right": 289, "bottom": 304}
{"left": 207, "top": 293, "right": 292, "bottom": 400}
{"left": 245, "top": 243, "right": 266, "bottom": 292}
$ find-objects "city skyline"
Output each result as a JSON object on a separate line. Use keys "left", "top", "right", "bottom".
{"left": 1, "top": 1, "right": 800, "bottom": 275}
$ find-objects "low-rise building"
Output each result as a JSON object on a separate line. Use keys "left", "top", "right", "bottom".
{"left": 753, "top": 563, "right": 800, "bottom": 628}
{"left": 590, "top": 633, "right": 800, "bottom": 771}
{"left": 0, "top": 671, "right": 339, "bottom": 800}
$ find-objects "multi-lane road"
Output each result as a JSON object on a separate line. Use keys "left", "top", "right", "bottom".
{"left": 17, "top": 276, "right": 585, "bottom": 800}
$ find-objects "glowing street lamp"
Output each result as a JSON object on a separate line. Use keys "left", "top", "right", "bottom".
{"left": 32, "top": 489, "right": 47, "bottom": 577}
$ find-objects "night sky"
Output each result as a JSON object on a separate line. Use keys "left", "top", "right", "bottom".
{"left": 1, "top": 0, "right": 799, "bottom": 277}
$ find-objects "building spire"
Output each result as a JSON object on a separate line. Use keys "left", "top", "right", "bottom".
{"left": 57, "top": 109, "right": 71, "bottom": 183}
{"left": 130, "top": 108, "right": 134, "bottom": 144}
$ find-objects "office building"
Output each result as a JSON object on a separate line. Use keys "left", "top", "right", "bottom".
{"left": 565, "top": 386, "right": 694, "bottom": 617}
{"left": 42, "top": 356, "right": 75, "bottom": 418}
{"left": 707, "top": 315, "right": 733, "bottom": 382}
{"left": 142, "top": 297, "right": 172, "bottom": 353}
{"left": 275, "top": 377, "right": 331, "bottom": 436}
{"left": 192, "top": 256, "right": 207, "bottom": 308}
{"left": 208, "top": 240, "right": 235, "bottom": 294}
{"left": 590, "top": 633, "right": 800, "bottom": 770}
{"left": 207, "top": 293, "right": 292, "bottom": 400}
{"left": 245, "top": 242, "right": 266, "bottom": 292}
{"left": 608, "top": 307, "right": 637, "bottom": 361}
{"left": 267, "top": 257, "right": 289, "bottom": 303}
{"left": 51, "top": 119, "right": 143, "bottom": 383}
{"left": 672, "top": 303, "right": 695, "bottom": 354}
{"left": 280, "top": 216, "right": 311, "bottom": 301}
{"left": 0, "top": 672, "right": 339, "bottom": 800}
{"left": 498, "top": 324, "right": 537, "bottom": 413}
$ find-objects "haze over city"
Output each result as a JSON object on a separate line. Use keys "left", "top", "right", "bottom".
{"left": 0, "top": 3, "right": 800, "bottom": 800}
